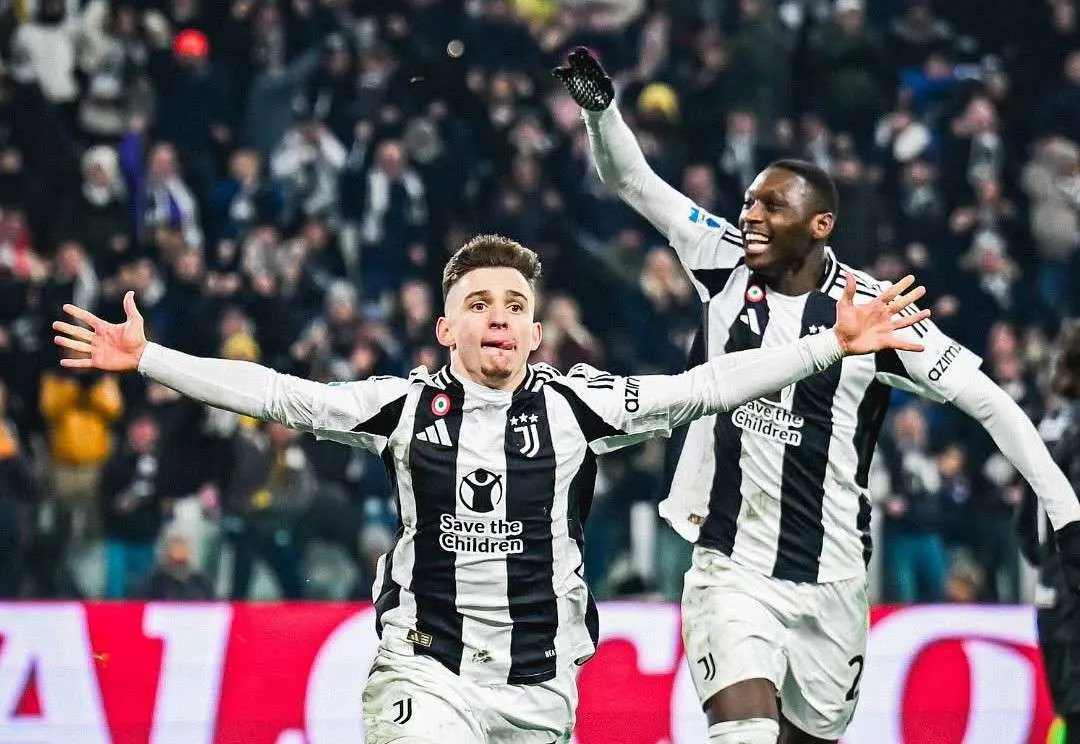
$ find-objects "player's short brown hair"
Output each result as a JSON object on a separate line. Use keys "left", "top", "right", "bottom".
{"left": 441, "top": 234, "right": 542, "bottom": 301}
{"left": 1052, "top": 320, "right": 1080, "bottom": 399}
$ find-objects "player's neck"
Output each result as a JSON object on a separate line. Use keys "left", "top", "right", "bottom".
{"left": 761, "top": 249, "right": 827, "bottom": 296}
{"left": 448, "top": 358, "right": 527, "bottom": 393}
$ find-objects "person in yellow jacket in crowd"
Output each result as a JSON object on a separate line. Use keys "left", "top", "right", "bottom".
{"left": 39, "top": 347, "right": 124, "bottom": 551}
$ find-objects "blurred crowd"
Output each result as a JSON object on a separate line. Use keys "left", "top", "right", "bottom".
{"left": 1, "top": 0, "right": 1079, "bottom": 604}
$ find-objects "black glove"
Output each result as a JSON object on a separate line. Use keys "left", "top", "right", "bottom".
{"left": 552, "top": 47, "right": 614, "bottom": 112}
{"left": 1057, "top": 520, "right": 1080, "bottom": 594}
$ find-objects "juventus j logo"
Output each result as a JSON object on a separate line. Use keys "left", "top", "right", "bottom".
{"left": 510, "top": 414, "right": 540, "bottom": 457}
{"left": 697, "top": 652, "right": 717, "bottom": 682}
{"left": 392, "top": 697, "right": 413, "bottom": 725}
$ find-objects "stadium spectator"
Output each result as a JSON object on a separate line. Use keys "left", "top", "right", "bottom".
{"left": 1018, "top": 320, "right": 1080, "bottom": 744}
{"left": 138, "top": 521, "right": 215, "bottom": 600}
{"left": 224, "top": 421, "right": 316, "bottom": 600}
{"left": 0, "top": 0, "right": 1078, "bottom": 608}
{"left": 11, "top": 0, "right": 84, "bottom": 128}
{"left": 38, "top": 349, "right": 123, "bottom": 555}
{"left": 271, "top": 103, "right": 347, "bottom": 224}
{"left": 58, "top": 145, "right": 133, "bottom": 277}
{"left": 99, "top": 410, "right": 163, "bottom": 598}
{"left": 879, "top": 404, "right": 949, "bottom": 603}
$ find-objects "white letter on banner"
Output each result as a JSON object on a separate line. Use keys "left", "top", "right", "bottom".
{"left": 144, "top": 604, "right": 232, "bottom": 744}
{"left": 0, "top": 603, "right": 111, "bottom": 744}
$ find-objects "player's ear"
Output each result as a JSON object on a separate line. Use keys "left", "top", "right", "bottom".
{"left": 811, "top": 211, "right": 835, "bottom": 241}
{"left": 530, "top": 321, "right": 542, "bottom": 352}
{"left": 435, "top": 316, "right": 454, "bottom": 349}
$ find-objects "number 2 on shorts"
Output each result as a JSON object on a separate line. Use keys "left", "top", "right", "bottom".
{"left": 845, "top": 655, "right": 864, "bottom": 701}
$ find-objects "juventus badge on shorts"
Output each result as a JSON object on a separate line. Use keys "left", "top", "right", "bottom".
{"left": 697, "top": 652, "right": 717, "bottom": 681}
{"left": 392, "top": 697, "right": 413, "bottom": 725}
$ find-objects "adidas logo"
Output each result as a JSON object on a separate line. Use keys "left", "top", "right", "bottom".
{"left": 415, "top": 418, "right": 453, "bottom": 447}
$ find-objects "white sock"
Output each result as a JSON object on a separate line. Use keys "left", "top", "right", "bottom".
{"left": 708, "top": 717, "right": 780, "bottom": 744}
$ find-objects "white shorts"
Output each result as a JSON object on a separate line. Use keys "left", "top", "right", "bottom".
{"left": 682, "top": 547, "right": 869, "bottom": 740}
{"left": 362, "top": 646, "right": 578, "bottom": 744}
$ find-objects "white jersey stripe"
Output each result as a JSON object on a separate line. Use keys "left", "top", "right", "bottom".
{"left": 662, "top": 246, "right": 982, "bottom": 583}
{"left": 455, "top": 386, "right": 513, "bottom": 683}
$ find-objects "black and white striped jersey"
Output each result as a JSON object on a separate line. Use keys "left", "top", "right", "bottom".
{"left": 138, "top": 319, "right": 847, "bottom": 685}
{"left": 308, "top": 361, "right": 740, "bottom": 685}
{"left": 658, "top": 209, "right": 983, "bottom": 584}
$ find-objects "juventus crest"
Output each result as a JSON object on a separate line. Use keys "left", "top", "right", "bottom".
{"left": 510, "top": 414, "right": 541, "bottom": 457}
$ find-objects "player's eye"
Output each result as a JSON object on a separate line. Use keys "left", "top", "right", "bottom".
{"left": 508, "top": 303, "right": 524, "bottom": 313}
{"left": 470, "top": 301, "right": 487, "bottom": 311}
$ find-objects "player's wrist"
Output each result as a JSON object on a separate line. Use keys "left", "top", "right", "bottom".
{"left": 132, "top": 340, "right": 148, "bottom": 371}
{"left": 806, "top": 330, "right": 845, "bottom": 369}
{"left": 832, "top": 328, "right": 852, "bottom": 356}
{"left": 135, "top": 341, "right": 156, "bottom": 375}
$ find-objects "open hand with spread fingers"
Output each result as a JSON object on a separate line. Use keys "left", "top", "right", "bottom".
{"left": 52, "top": 290, "right": 148, "bottom": 372}
{"left": 834, "top": 274, "right": 930, "bottom": 356}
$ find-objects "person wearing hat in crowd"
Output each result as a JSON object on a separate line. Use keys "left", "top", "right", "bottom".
{"left": 147, "top": 24, "right": 232, "bottom": 212}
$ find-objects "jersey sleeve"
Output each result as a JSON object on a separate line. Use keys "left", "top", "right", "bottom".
{"left": 551, "top": 364, "right": 675, "bottom": 454}
{"left": 670, "top": 207, "right": 747, "bottom": 298}
{"left": 300, "top": 376, "right": 412, "bottom": 453}
{"left": 583, "top": 105, "right": 744, "bottom": 298}
{"left": 554, "top": 332, "right": 844, "bottom": 454}
{"left": 138, "top": 342, "right": 410, "bottom": 454}
{"left": 869, "top": 287, "right": 982, "bottom": 403}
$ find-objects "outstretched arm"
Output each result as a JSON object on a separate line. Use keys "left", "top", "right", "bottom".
{"left": 953, "top": 374, "right": 1080, "bottom": 594}
{"left": 51, "top": 293, "right": 404, "bottom": 440}
{"left": 566, "top": 275, "right": 929, "bottom": 454}
{"left": 952, "top": 376, "right": 1080, "bottom": 530}
{"left": 676, "top": 275, "right": 927, "bottom": 417}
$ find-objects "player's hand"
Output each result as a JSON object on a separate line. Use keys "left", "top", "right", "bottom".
{"left": 834, "top": 274, "right": 930, "bottom": 356}
{"left": 1056, "top": 521, "right": 1080, "bottom": 595}
{"left": 52, "top": 290, "right": 148, "bottom": 372}
{"left": 552, "top": 47, "right": 614, "bottom": 112}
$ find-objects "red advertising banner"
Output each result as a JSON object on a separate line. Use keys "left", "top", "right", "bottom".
{"left": 0, "top": 602, "right": 1058, "bottom": 743}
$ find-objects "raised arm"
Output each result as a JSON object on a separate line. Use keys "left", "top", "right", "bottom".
{"left": 952, "top": 376, "right": 1080, "bottom": 593}
{"left": 586, "top": 110, "right": 687, "bottom": 242}
{"left": 554, "top": 47, "right": 742, "bottom": 271}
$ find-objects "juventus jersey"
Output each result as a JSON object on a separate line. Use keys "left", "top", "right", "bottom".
{"left": 357, "top": 363, "right": 652, "bottom": 687}
{"left": 137, "top": 322, "right": 845, "bottom": 684}
{"left": 323, "top": 361, "right": 778, "bottom": 685}
{"left": 659, "top": 209, "right": 983, "bottom": 584}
